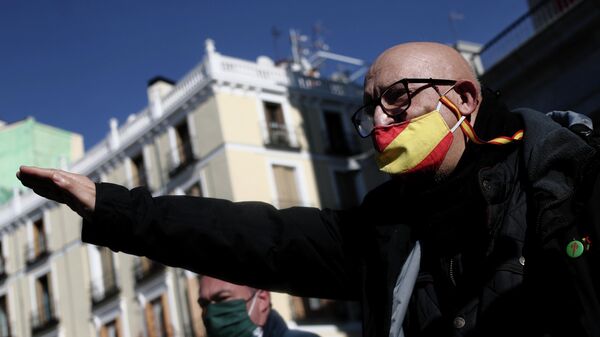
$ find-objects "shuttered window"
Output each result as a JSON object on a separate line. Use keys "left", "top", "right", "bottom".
{"left": 272, "top": 165, "right": 300, "bottom": 209}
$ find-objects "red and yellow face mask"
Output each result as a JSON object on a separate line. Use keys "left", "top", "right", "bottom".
{"left": 373, "top": 95, "right": 524, "bottom": 175}
{"left": 373, "top": 100, "right": 465, "bottom": 175}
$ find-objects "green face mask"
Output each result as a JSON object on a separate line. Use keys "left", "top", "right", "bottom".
{"left": 203, "top": 299, "right": 259, "bottom": 337}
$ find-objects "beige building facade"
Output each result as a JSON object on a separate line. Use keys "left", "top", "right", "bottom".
{"left": 0, "top": 39, "right": 387, "bottom": 337}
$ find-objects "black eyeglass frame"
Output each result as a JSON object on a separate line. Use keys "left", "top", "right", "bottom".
{"left": 351, "top": 78, "right": 457, "bottom": 138}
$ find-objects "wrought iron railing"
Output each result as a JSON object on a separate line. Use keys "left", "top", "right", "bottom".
{"left": 25, "top": 237, "right": 50, "bottom": 266}
{"left": 30, "top": 302, "right": 59, "bottom": 335}
{"left": 260, "top": 121, "right": 301, "bottom": 150}
{"left": 472, "top": 0, "right": 582, "bottom": 73}
{"left": 291, "top": 74, "right": 363, "bottom": 99}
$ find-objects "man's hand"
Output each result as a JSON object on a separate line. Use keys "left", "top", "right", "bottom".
{"left": 16, "top": 166, "right": 96, "bottom": 220}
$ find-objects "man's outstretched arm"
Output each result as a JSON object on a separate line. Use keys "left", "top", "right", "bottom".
{"left": 17, "top": 166, "right": 363, "bottom": 300}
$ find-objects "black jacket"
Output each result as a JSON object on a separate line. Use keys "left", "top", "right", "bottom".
{"left": 82, "top": 103, "right": 600, "bottom": 336}
{"left": 264, "top": 310, "right": 320, "bottom": 337}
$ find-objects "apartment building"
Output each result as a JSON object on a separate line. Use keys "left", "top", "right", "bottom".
{"left": 0, "top": 39, "right": 387, "bottom": 337}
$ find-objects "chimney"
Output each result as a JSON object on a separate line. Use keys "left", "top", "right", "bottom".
{"left": 147, "top": 76, "right": 175, "bottom": 119}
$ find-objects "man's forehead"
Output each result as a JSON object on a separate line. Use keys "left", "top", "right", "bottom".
{"left": 366, "top": 54, "right": 436, "bottom": 91}
{"left": 200, "top": 277, "right": 250, "bottom": 297}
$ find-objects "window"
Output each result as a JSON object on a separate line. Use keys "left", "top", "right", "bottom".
{"left": 264, "top": 102, "right": 291, "bottom": 148}
{"left": 27, "top": 218, "right": 49, "bottom": 265}
{"left": 33, "top": 219, "right": 48, "bottom": 257}
{"left": 91, "top": 247, "right": 119, "bottom": 305}
{"left": 272, "top": 165, "right": 300, "bottom": 209}
{"left": 334, "top": 171, "right": 360, "bottom": 208}
{"left": 100, "top": 319, "right": 121, "bottom": 337}
{"left": 32, "top": 274, "right": 57, "bottom": 331}
{"left": 324, "top": 110, "right": 355, "bottom": 155}
{"left": 184, "top": 182, "right": 203, "bottom": 197}
{"left": 100, "top": 247, "right": 117, "bottom": 291}
{"left": 175, "top": 121, "right": 194, "bottom": 167}
{"left": 134, "top": 257, "right": 164, "bottom": 284}
{"left": 0, "top": 296, "right": 10, "bottom": 337}
{"left": 131, "top": 153, "right": 148, "bottom": 187}
{"left": 144, "top": 295, "right": 172, "bottom": 337}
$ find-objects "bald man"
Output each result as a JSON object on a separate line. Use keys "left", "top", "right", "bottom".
{"left": 18, "top": 42, "right": 600, "bottom": 337}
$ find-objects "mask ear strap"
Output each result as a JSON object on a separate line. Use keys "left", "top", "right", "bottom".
{"left": 451, "top": 116, "right": 466, "bottom": 133}
{"left": 437, "top": 97, "right": 464, "bottom": 132}
{"left": 247, "top": 291, "right": 259, "bottom": 315}
{"left": 439, "top": 95, "right": 524, "bottom": 145}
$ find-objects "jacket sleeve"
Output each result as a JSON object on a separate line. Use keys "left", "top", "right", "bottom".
{"left": 82, "top": 183, "right": 363, "bottom": 300}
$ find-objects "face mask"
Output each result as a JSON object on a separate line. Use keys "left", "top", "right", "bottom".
{"left": 203, "top": 293, "right": 261, "bottom": 337}
{"left": 373, "top": 99, "right": 465, "bottom": 175}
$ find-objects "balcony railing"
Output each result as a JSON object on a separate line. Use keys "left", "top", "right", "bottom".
{"left": 133, "top": 258, "right": 165, "bottom": 285}
{"left": 291, "top": 74, "right": 363, "bottom": 100}
{"left": 167, "top": 141, "right": 197, "bottom": 177}
{"left": 260, "top": 122, "right": 301, "bottom": 151}
{"left": 30, "top": 302, "right": 59, "bottom": 335}
{"left": 90, "top": 273, "right": 120, "bottom": 307}
{"left": 472, "top": 0, "right": 582, "bottom": 73}
{"left": 25, "top": 237, "right": 50, "bottom": 267}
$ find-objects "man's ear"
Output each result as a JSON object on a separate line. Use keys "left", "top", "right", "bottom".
{"left": 452, "top": 80, "right": 479, "bottom": 116}
{"left": 256, "top": 290, "right": 270, "bottom": 313}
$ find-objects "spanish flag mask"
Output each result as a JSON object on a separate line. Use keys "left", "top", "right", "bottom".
{"left": 373, "top": 99, "right": 465, "bottom": 175}
{"left": 373, "top": 94, "right": 524, "bottom": 175}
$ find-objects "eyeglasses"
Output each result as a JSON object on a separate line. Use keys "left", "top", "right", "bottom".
{"left": 351, "top": 78, "right": 456, "bottom": 137}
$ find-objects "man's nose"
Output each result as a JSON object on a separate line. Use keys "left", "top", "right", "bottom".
{"left": 373, "top": 105, "right": 396, "bottom": 128}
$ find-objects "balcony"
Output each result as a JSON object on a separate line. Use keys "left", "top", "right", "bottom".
{"left": 90, "top": 273, "right": 120, "bottom": 307}
{"left": 25, "top": 238, "right": 50, "bottom": 268}
{"left": 290, "top": 74, "right": 363, "bottom": 101}
{"left": 30, "top": 303, "right": 59, "bottom": 336}
{"left": 133, "top": 258, "right": 165, "bottom": 285}
{"left": 261, "top": 122, "right": 301, "bottom": 151}
{"left": 167, "top": 141, "right": 197, "bottom": 177}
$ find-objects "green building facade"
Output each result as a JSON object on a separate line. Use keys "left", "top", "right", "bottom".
{"left": 0, "top": 117, "right": 84, "bottom": 204}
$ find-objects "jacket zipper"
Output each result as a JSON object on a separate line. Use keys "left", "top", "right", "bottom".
{"left": 449, "top": 257, "right": 457, "bottom": 286}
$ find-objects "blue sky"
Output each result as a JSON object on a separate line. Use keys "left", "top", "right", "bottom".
{"left": 0, "top": 0, "right": 527, "bottom": 150}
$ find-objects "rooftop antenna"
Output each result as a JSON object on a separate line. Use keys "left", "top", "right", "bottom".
{"left": 271, "top": 26, "right": 281, "bottom": 61}
{"left": 289, "top": 25, "right": 367, "bottom": 82}
{"left": 312, "top": 21, "right": 329, "bottom": 52}
{"left": 449, "top": 10, "right": 464, "bottom": 42}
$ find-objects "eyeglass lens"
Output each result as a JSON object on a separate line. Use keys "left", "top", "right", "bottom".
{"left": 353, "top": 81, "right": 411, "bottom": 137}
